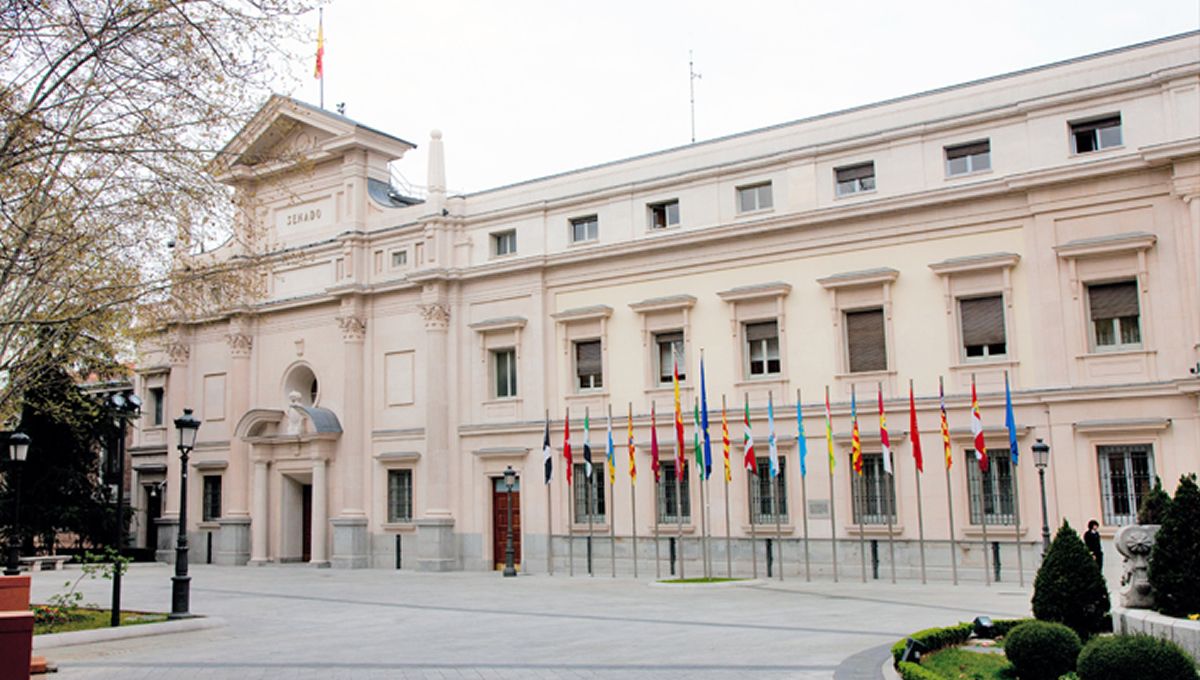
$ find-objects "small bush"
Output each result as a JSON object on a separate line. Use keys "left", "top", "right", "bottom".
{"left": 1148, "top": 474, "right": 1200, "bottom": 618}
{"left": 1137, "top": 476, "right": 1172, "bottom": 525}
{"left": 1004, "top": 620, "right": 1081, "bottom": 680}
{"left": 896, "top": 660, "right": 944, "bottom": 680}
{"left": 890, "top": 622, "right": 973, "bottom": 666}
{"left": 1032, "top": 520, "right": 1110, "bottom": 638}
{"left": 1077, "top": 634, "right": 1197, "bottom": 680}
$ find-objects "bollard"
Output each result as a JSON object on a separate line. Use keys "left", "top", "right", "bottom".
{"left": 395, "top": 534, "right": 403, "bottom": 570}
{"left": 871, "top": 540, "right": 880, "bottom": 580}
{"left": 992, "top": 542, "right": 1002, "bottom": 583}
{"left": 669, "top": 537, "right": 677, "bottom": 576}
{"left": 766, "top": 538, "right": 774, "bottom": 578}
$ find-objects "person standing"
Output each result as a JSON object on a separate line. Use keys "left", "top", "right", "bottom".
{"left": 1084, "top": 519, "right": 1103, "bottom": 570}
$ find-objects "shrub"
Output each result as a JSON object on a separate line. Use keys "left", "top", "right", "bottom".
{"left": 896, "top": 661, "right": 944, "bottom": 680}
{"left": 1032, "top": 520, "right": 1110, "bottom": 638}
{"left": 890, "top": 622, "right": 972, "bottom": 666}
{"left": 1148, "top": 474, "right": 1200, "bottom": 618}
{"left": 1137, "top": 476, "right": 1172, "bottom": 525}
{"left": 1004, "top": 620, "right": 1081, "bottom": 680}
{"left": 1076, "top": 634, "right": 1197, "bottom": 680}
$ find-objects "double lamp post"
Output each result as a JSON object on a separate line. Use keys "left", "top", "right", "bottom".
{"left": 2, "top": 431, "right": 31, "bottom": 577}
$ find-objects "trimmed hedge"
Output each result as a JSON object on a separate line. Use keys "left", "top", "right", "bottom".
{"left": 896, "top": 661, "right": 944, "bottom": 680}
{"left": 1077, "top": 634, "right": 1198, "bottom": 680}
{"left": 1004, "top": 620, "right": 1081, "bottom": 680}
{"left": 889, "top": 618, "right": 1033, "bottom": 667}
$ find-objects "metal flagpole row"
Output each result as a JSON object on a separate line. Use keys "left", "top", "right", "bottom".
{"left": 608, "top": 405, "right": 616, "bottom": 579}
{"left": 825, "top": 386, "right": 839, "bottom": 583}
{"left": 546, "top": 409, "right": 553, "bottom": 576}
{"left": 567, "top": 407, "right": 574, "bottom": 577}
{"left": 722, "top": 395, "right": 732, "bottom": 580}
{"left": 628, "top": 403, "right": 638, "bottom": 580}
{"left": 797, "top": 389, "right": 811, "bottom": 582}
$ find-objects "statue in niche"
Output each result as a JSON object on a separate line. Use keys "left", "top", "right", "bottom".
{"left": 1114, "top": 523, "right": 1160, "bottom": 609}
{"left": 285, "top": 390, "right": 304, "bottom": 435}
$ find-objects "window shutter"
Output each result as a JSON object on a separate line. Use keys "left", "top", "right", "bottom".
{"left": 836, "top": 163, "right": 875, "bottom": 182}
{"left": 960, "top": 296, "right": 1006, "bottom": 346}
{"left": 1088, "top": 281, "right": 1139, "bottom": 320}
{"left": 846, "top": 309, "right": 887, "bottom": 372}
{"left": 946, "top": 140, "right": 989, "bottom": 159}
{"left": 745, "top": 321, "right": 777, "bottom": 342}
{"left": 1071, "top": 115, "right": 1121, "bottom": 134}
{"left": 576, "top": 340, "right": 602, "bottom": 376}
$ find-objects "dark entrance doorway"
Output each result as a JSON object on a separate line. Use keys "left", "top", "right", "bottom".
{"left": 491, "top": 476, "right": 521, "bottom": 570}
{"left": 145, "top": 485, "right": 162, "bottom": 551}
{"left": 301, "top": 484, "right": 313, "bottom": 562}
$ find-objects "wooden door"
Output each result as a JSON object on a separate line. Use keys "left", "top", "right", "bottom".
{"left": 491, "top": 477, "right": 521, "bottom": 569}
{"left": 301, "top": 484, "right": 313, "bottom": 562}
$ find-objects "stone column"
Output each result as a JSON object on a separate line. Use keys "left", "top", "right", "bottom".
{"left": 311, "top": 458, "right": 330, "bottom": 566}
{"left": 249, "top": 457, "right": 270, "bottom": 565}
{"left": 415, "top": 298, "right": 457, "bottom": 571}
{"left": 217, "top": 319, "right": 253, "bottom": 565}
{"left": 158, "top": 333, "right": 190, "bottom": 563}
{"left": 331, "top": 298, "right": 368, "bottom": 568}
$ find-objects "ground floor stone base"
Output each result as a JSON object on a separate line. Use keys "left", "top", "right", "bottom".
{"left": 1113, "top": 606, "right": 1200, "bottom": 662}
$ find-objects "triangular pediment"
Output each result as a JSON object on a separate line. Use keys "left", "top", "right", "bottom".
{"left": 209, "top": 95, "right": 416, "bottom": 183}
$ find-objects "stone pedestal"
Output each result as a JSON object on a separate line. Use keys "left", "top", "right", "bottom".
{"left": 331, "top": 517, "right": 369, "bottom": 569}
{"left": 154, "top": 517, "right": 179, "bottom": 564}
{"left": 415, "top": 517, "right": 458, "bottom": 572}
{"left": 216, "top": 517, "right": 251, "bottom": 566}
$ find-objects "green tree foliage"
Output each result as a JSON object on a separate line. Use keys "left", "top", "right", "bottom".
{"left": 1003, "top": 620, "right": 1081, "bottom": 680}
{"left": 1137, "top": 476, "right": 1172, "bottom": 525}
{"left": 1148, "top": 474, "right": 1200, "bottom": 617}
{"left": 1077, "top": 634, "right": 1197, "bottom": 680}
{"left": 1032, "top": 519, "right": 1111, "bottom": 638}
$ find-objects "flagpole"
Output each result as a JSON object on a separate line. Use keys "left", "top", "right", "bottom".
{"left": 317, "top": 7, "right": 324, "bottom": 110}
{"left": 940, "top": 377, "right": 958, "bottom": 585}
{"left": 798, "top": 389, "right": 811, "bottom": 582}
{"left": 915, "top": 466, "right": 926, "bottom": 584}
{"left": 769, "top": 392, "right": 782, "bottom": 582}
{"left": 652, "top": 401, "right": 661, "bottom": 581}
{"left": 880, "top": 383, "right": 896, "bottom": 585}
{"left": 853, "top": 385, "right": 866, "bottom": 584}
{"left": 696, "top": 397, "right": 709, "bottom": 580}
{"left": 629, "top": 402, "right": 638, "bottom": 580}
{"left": 585, "top": 406, "right": 594, "bottom": 578}
{"left": 722, "top": 395, "right": 732, "bottom": 579}
{"left": 1005, "top": 370, "right": 1025, "bottom": 588}
{"left": 546, "top": 409, "right": 553, "bottom": 577}
{"left": 675, "top": 444, "right": 684, "bottom": 580}
{"left": 567, "top": 407, "right": 574, "bottom": 578}
{"left": 608, "top": 404, "right": 616, "bottom": 578}
{"left": 974, "top": 374, "right": 991, "bottom": 586}
{"left": 911, "top": 380, "right": 927, "bottom": 585}
{"left": 826, "top": 386, "right": 839, "bottom": 583}
{"left": 946, "top": 465, "right": 958, "bottom": 585}
{"left": 1013, "top": 472, "right": 1024, "bottom": 586}
{"left": 746, "top": 393, "right": 757, "bottom": 580}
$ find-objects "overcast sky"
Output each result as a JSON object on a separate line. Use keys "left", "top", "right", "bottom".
{"left": 289, "top": 1, "right": 1200, "bottom": 194}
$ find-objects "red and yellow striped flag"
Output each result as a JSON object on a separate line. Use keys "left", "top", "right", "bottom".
{"left": 314, "top": 10, "right": 325, "bottom": 79}
{"left": 939, "top": 377, "right": 952, "bottom": 471}
{"left": 627, "top": 403, "right": 636, "bottom": 485}
{"left": 851, "top": 387, "right": 863, "bottom": 476}
{"left": 721, "top": 399, "right": 731, "bottom": 483}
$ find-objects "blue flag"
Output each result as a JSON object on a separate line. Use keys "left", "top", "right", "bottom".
{"left": 796, "top": 396, "right": 808, "bottom": 478}
{"left": 767, "top": 393, "right": 779, "bottom": 478}
{"left": 1005, "top": 372, "right": 1019, "bottom": 465}
{"left": 700, "top": 354, "right": 712, "bottom": 480}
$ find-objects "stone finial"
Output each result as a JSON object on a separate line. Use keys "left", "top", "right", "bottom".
{"left": 1115, "top": 523, "right": 1160, "bottom": 609}
{"left": 427, "top": 129, "right": 446, "bottom": 215}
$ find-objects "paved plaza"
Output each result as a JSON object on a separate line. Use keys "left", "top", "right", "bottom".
{"left": 29, "top": 564, "right": 1033, "bottom": 679}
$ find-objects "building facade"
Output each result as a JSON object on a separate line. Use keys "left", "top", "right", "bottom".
{"left": 130, "top": 33, "right": 1200, "bottom": 579}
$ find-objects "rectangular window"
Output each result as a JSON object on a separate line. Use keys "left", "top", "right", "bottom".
{"left": 846, "top": 308, "right": 887, "bottom": 373}
{"left": 960, "top": 295, "right": 1007, "bottom": 359}
{"left": 572, "top": 462, "right": 606, "bottom": 522}
{"left": 1087, "top": 280, "right": 1141, "bottom": 351}
{"left": 749, "top": 457, "right": 788, "bottom": 524}
{"left": 850, "top": 453, "right": 896, "bottom": 524}
{"left": 737, "top": 183, "right": 773, "bottom": 213}
{"left": 835, "top": 162, "right": 876, "bottom": 196}
{"left": 745, "top": 321, "right": 781, "bottom": 377}
{"left": 492, "top": 348, "right": 517, "bottom": 398}
{"left": 648, "top": 200, "right": 680, "bottom": 230}
{"left": 945, "top": 140, "right": 991, "bottom": 176}
{"left": 1098, "top": 444, "right": 1154, "bottom": 526}
{"left": 655, "top": 331, "right": 686, "bottom": 385}
{"left": 202, "top": 475, "right": 222, "bottom": 522}
{"left": 574, "top": 339, "right": 603, "bottom": 391}
{"left": 966, "top": 450, "right": 1014, "bottom": 526}
{"left": 492, "top": 230, "right": 517, "bottom": 256}
{"left": 391, "top": 250, "right": 408, "bottom": 268}
{"left": 570, "top": 215, "right": 599, "bottom": 243}
{"left": 387, "top": 469, "right": 413, "bottom": 523}
{"left": 656, "top": 461, "right": 692, "bottom": 523}
{"left": 1070, "top": 114, "right": 1122, "bottom": 154}
{"left": 149, "top": 386, "right": 164, "bottom": 426}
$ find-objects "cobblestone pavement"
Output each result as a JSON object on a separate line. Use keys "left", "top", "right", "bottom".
{"left": 29, "top": 564, "right": 1032, "bottom": 679}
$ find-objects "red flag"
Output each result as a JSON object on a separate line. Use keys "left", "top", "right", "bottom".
{"left": 314, "top": 11, "right": 324, "bottom": 79}
{"left": 563, "top": 408, "right": 573, "bottom": 485}
{"left": 650, "top": 403, "right": 661, "bottom": 483}
{"left": 971, "top": 377, "right": 988, "bottom": 473}
{"left": 909, "top": 380, "right": 923, "bottom": 473}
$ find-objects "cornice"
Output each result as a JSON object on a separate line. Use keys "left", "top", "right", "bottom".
{"left": 817, "top": 267, "right": 899, "bottom": 290}
{"left": 551, "top": 304, "right": 613, "bottom": 322}
{"left": 929, "top": 252, "right": 1021, "bottom": 276}
{"left": 1073, "top": 417, "right": 1171, "bottom": 434}
{"left": 717, "top": 282, "right": 793, "bottom": 302}
{"left": 629, "top": 294, "right": 698, "bottom": 313}
{"left": 469, "top": 316, "right": 528, "bottom": 332}
{"left": 1053, "top": 231, "right": 1157, "bottom": 259}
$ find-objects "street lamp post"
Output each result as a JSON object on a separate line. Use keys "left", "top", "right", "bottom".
{"left": 503, "top": 465, "right": 517, "bottom": 577}
{"left": 109, "top": 392, "right": 141, "bottom": 627}
{"left": 2, "top": 431, "right": 31, "bottom": 577}
{"left": 170, "top": 409, "right": 201, "bottom": 619}
{"left": 1032, "top": 438, "right": 1052, "bottom": 555}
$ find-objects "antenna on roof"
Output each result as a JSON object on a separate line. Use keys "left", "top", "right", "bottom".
{"left": 336, "top": 102, "right": 345, "bottom": 115}
{"left": 689, "top": 50, "right": 702, "bottom": 144}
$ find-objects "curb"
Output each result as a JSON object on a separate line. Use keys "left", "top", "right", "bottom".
{"left": 648, "top": 579, "right": 763, "bottom": 589}
{"left": 33, "top": 616, "right": 226, "bottom": 649}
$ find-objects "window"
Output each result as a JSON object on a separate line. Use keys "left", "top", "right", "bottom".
{"left": 149, "top": 386, "right": 164, "bottom": 426}
{"left": 1098, "top": 444, "right": 1154, "bottom": 526}
{"left": 387, "top": 469, "right": 413, "bottom": 522}
{"left": 570, "top": 215, "right": 599, "bottom": 243}
{"left": 846, "top": 308, "right": 887, "bottom": 373}
{"left": 655, "top": 331, "right": 686, "bottom": 385}
{"left": 572, "top": 462, "right": 606, "bottom": 522}
{"left": 1070, "top": 114, "right": 1122, "bottom": 154}
{"left": 966, "top": 450, "right": 1014, "bottom": 526}
{"left": 960, "top": 295, "right": 1007, "bottom": 359}
{"left": 648, "top": 200, "right": 680, "bottom": 230}
{"left": 745, "top": 321, "right": 781, "bottom": 377}
{"left": 1087, "top": 281, "right": 1141, "bottom": 351}
{"left": 391, "top": 250, "right": 408, "bottom": 268}
{"left": 656, "top": 461, "right": 691, "bottom": 523}
{"left": 835, "top": 162, "right": 876, "bottom": 196}
{"left": 492, "top": 348, "right": 517, "bottom": 398}
{"left": 492, "top": 230, "right": 517, "bottom": 256}
{"left": 202, "top": 475, "right": 222, "bottom": 522}
{"left": 850, "top": 453, "right": 896, "bottom": 524}
{"left": 574, "top": 339, "right": 603, "bottom": 391}
{"left": 737, "top": 183, "right": 773, "bottom": 213}
{"left": 749, "top": 457, "right": 788, "bottom": 524}
{"left": 945, "top": 140, "right": 991, "bottom": 176}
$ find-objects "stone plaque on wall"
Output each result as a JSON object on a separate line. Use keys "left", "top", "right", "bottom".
{"left": 809, "top": 499, "right": 830, "bottom": 519}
